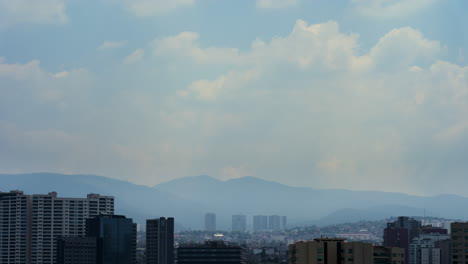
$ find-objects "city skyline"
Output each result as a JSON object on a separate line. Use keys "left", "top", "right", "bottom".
{"left": 0, "top": 0, "right": 467, "bottom": 196}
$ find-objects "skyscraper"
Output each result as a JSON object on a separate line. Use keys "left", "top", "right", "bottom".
{"left": 146, "top": 217, "right": 175, "bottom": 264}
{"left": 86, "top": 215, "right": 137, "bottom": 264}
{"left": 204, "top": 213, "right": 216, "bottom": 231}
{"left": 383, "top": 216, "right": 422, "bottom": 264}
{"left": 177, "top": 241, "right": 246, "bottom": 264}
{"left": 450, "top": 222, "right": 468, "bottom": 264}
{"left": 268, "top": 215, "right": 281, "bottom": 231}
{"left": 281, "top": 216, "right": 287, "bottom": 230}
{"left": 0, "top": 190, "right": 29, "bottom": 264}
{"left": 232, "top": 215, "right": 247, "bottom": 232}
{"left": 253, "top": 215, "right": 268, "bottom": 232}
{"left": 0, "top": 190, "right": 114, "bottom": 264}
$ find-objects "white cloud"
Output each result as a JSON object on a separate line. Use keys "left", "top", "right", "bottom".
{"left": 369, "top": 27, "right": 441, "bottom": 71}
{"left": 0, "top": 58, "right": 91, "bottom": 104}
{"left": 153, "top": 32, "right": 241, "bottom": 65}
{"left": 352, "top": 0, "right": 438, "bottom": 18}
{"left": 0, "top": 0, "right": 67, "bottom": 27}
{"left": 123, "top": 49, "right": 145, "bottom": 64}
{"left": 256, "top": 0, "right": 299, "bottom": 9}
{"left": 124, "top": 0, "right": 195, "bottom": 16}
{"left": 98, "top": 41, "right": 128, "bottom": 50}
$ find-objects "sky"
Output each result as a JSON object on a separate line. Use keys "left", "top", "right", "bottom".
{"left": 0, "top": 0, "right": 467, "bottom": 196}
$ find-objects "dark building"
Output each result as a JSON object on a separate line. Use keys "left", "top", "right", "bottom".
{"left": 177, "top": 241, "right": 246, "bottom": 264}
{"left": 86, "top": 215, "right": 137, "bottom": 264}
{"left": 146, "top": 217, "right": 174, "bottom": 264}
{"left": 57, "top": 237, "right": 97, "bottom": 264}
{"left": 435, "top": 239, "right": 450, "bottom": 264}
{"left": 373, "top": 246, "right": 405, "bottom": 264}
{"left": 383, "top": 217, "right": 421, "bottom": 264}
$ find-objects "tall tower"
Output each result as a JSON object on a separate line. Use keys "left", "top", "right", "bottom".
{"left": 253, "top": 216, "right": 268, "bottom": 232}
{"left": 0, "top": 190, "right": 114, "bottom": 264}
{"left": 146, "top": 217, "right": 175, "bottom": 264}
{"left": 268, "top": 215, "right": 281, "bottom": 231}
{"left": 0, "top": 191, "right": 30, "bottom": 264}
{"left": 86, "top": 215, "right": 137, "bottom": 264}
{"left": 232, "top": 215, "right": 247, "bottom": 232}
{"left": 204, "top": 213, "right": 216, "bottom": 231}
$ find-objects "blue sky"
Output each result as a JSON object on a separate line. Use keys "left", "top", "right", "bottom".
{"left": 0, "top": 0, "right": 467, "bottom": 196}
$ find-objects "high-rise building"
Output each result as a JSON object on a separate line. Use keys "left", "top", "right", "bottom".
{"left": 269, "top": 215, "right": 281, "bottom": 231}
{"left": 56, "top": 237, "right": 97, "bottom": 264}
{"left": 450, "top": 222, "right": 468, "bottom": 264}
{"left": 373, "top": 246, "right": 406, "bottom": 264}
{"left": 282, "top": 216, "right": 287, "bottom": 230}
{"left": 177, "top": 241, "right": 246, "bottom": 264}
{"left": 253, "top": 215, "right": 268, "bottom": 232}
{"left": 204, "top": 213, "right": 216, "bottom": 231}
{"left": 435, "top": 239, "right": 450, "bottom": 264}
{"left": 288, "top": 238, "right": 374, "bottom": 264}
{"left": 146, "top": 217, "right": 175, "bottom": 264}
{"left": 409, "top": 233, "right": 449, "bottom": 264}
{"left": 0, "top": 190, "right": 114, "bottom": 264}
{"left": 384, "top": 217, "right": 422, "bottom": 264}
{"left": 232, "top": 215, "right": 247, "bottom": 232}
{"left": 86, "top": 215, "right": 137, "bottom": 264}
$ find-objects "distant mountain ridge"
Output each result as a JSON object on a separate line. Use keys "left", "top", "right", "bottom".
{"left": 1, "top": 173, "right": 467, "bottom": 229}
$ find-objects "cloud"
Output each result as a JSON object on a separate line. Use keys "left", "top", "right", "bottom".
{"left": 0, "top": 0, "right": 67, "bottom": 27}
{"left": 3, "top": 17, "right": 468, "bottom": 195}
{"left": 153, "top": 32, "right": 241, "bottom": 65}
{"left": 97, "top": 41, "right": 128, "bottom": 50}
{"left": 0, "top": 58, "right": 91, "bottom": 104}
{"left": 352, "top": 0, "right": 438, "bottom": 18}
{"left": 123, "top": 0, "right": 195, "bottom": 16}
{"left": 146, "top": 20, "right": 468, "bottom": 194}
{"left": 123, "top": 49, "right": 145, "bottom": 64}
{"left": 369, "top": 27, "right": 441, "bottom": 71}
{"left": 256, "top": 0, "right": 299, "bottom": 9}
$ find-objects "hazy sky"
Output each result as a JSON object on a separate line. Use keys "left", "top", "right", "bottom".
{"left": 0, "top": 0, "right": 467, "bottom": 196}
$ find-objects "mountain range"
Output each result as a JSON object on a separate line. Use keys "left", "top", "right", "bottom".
{"left": 0, "top": 173, "right": 466, "bottom": 229}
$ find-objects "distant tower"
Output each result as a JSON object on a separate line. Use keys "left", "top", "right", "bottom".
{"left": 232, "top": 215, "right": 247, "bottom": 232}
{"left": 268, "top": 215, "right": 281, "bottom": 231}
{"left": 282, "top": 216, "right": 287, "bottom": 230}
{"left": 253, "top": 215, "right": 268, "bottom": 232}
{"left": 146, "top": 217, "right": 175, "bottom": 264}
{"left": 205, "top": 213, "right": 216, "bottom": 231}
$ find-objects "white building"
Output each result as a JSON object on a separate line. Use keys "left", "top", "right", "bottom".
{"left": 0, "top": 190, "right": 114, "bottom": 264}
{"left": 410, "top": 233, "right": 449, "bottom": 264}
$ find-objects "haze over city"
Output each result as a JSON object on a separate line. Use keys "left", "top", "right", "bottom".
{"left": 1, "top": 0, "right": 468, "bottom": 196}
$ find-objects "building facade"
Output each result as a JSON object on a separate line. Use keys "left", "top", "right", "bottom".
{"left": 204, "top": 213, "right": 216, "bottom": 231}
{"left": 0, "top": 190, "right": 114, "bottom": 264}
{"left": 253, "top": 215, "right": 268, "bottom": 232}
{"left": 288, "top": 238, "right": 374, "bottom": 264}
{"left": 177, "top": 241, "right": 246, "bottom": 264}
{"left": 409, "top": 233, "right": 449, "bottom": 264}
{"left": 86, "top": 215, "right": 137, "bottom": 264}
{"left": 56, "top": 237, "right": 97, "bottom": 264}
{"left": 146, "top": 217, "right": 175, "bottom": 264}
{"left": 450, "top": 222, "right": 468, "bottom": 264}
{"left": 269, "top": 215, "right": 282, "bottom": 231}
{"left": 384, "top": 217, "right": 422, "bottom": 264}
{"left": 373, "top": 246, "right": 406, "bottom": 264}
{"left": 232, "top": 215, "right": 247, "bottom": 232}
